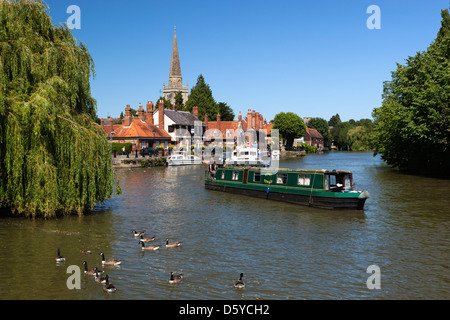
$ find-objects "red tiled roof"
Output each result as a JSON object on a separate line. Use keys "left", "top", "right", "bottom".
{"left": 103, "top": 124, "right": 122, "bottom": 137}
{"left": 103, "top": 118, "right": 171, "bottom": 139}
{"left": 206, "top": 120, "right": 248, "bottom": 139}
{"left": 305, "top": 127, "right": 323, "bottom": 139}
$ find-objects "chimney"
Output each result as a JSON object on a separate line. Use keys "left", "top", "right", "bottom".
{"left": 247, "top": 109, "right": 252, "bottom": 129}
{"left": 255, "top": 112, "right": 260, "bottom": 130}
{"left": 138, "top": 105, "right": 144, "bottom": 120}
{"left": 108, "top": 116, "right": 113, "bottom": 134}
{"left": 217, "top": 112, "right": 221, "bottom": 132}
{"left": 252, "top": 110, "right": 256, "bottom": 129}
{"left": 158, "top": 100, "right": 165, "bottom": 130}
{"left": 204, "top": 113, "right": 208, "bottom": 130}
{"left": 146, "top": 101, "right": 154, "bottom": 124}
{"left": 238, "top": 111, "right": 242, "bottom": 122}
{"left": 193, "top": 106, "right": 199, "bottom": 119}
{"left": 123, "top": 105, "right": 131, "bottom": 126}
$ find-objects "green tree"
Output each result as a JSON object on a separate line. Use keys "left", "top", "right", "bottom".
{"left": 307, "top": 117, "right": 331, "bottom": 147}
{"left": 155, "top": 96, "right": 173, "bottom": 111}
{"left": 330, "top": 122, "right": 354, "bottom": 150}
{"left": 174, "top": 91, "right": 184, "bottom": 109}
{"left": 372, "top": 8, "right": 450, "bottom": 176}
{"left": 272, "top": 112, "right": 306, "bottom": 149}
{"left": 217, "top": 102, "right": 235, "bottom": 121}
{"left": 328, "top": 113, "right": 341, "bottom": 127}
{"left": 0, "top": 0, "right": 115, "bottom": 217}
{"left": 185, "top": 74, "right": 218, "bottom": 121}
{"left": 347, "top": 126, "right": 372, "bottom": 151}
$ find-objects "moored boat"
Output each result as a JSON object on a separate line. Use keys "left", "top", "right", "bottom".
{"left": 205, "top": 167, "right": 369, "bottom": 210}
{"left": 225, "top": 147, "right": 271, "bottom": 167}
{"left": 167, "top": 151, "right": 202, "bottom": 166}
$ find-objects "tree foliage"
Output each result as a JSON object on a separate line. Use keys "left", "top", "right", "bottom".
{"left": 272, "top": 112, "right": 305, "bottom": 148}
{"left": 328, "top": 113, "right": 341, "bottom": 127}
{"left": 0, "top": 0, "right": 115, "bottom": 217}
{"left": 372, "top": 8, "right": 450, "bottom": 176}
{"left": 155, "top": 96, "right": 173, "bottom": 110}
{"left": 185, "top": 74, "right": 218, "bottom": 121}
{"left": 217, "top": 102, "right": 235, "bottom": 121}
{"left": 174, "top": 90, "right": 184, "bottom": 109}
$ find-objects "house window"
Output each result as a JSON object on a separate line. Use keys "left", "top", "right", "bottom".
{"left": 298, "top": 174, "right": 311, "bottom": 186}
{"left": 276, "top": 174, "right": 287, "bottom": 184}
{"left": 254, "top": 172, "right": 261, "bottom": 182}
{"left": 232, "top": 171, "right": 239, "bottom": 181}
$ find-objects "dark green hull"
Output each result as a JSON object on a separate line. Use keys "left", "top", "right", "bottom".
{"left": 205, "top": 167, "right": 368, "bottom": 210}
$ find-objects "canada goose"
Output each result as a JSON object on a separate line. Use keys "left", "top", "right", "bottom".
{"left": 169, "top": 272, "right": 183, "bottom": 284}
{"left": 139, "top": 234, "right": 156, "bottom": 242}
{"left": 103, "top": 275, "right": 116, "bottom": 293}
{"left": 94, "top": 269, "right": 107, "bottom": 284}
{"left": 99, "top": 252, "right": 122, "bottom": 266}
{"left": 138, "top": 240, "right": 160, "bottom": 251}
{"left": 82, "top": 261, "right": 103, "bottom": 276}
{"left": 234, "top": 273, "right": 245, "bottom": 289}
{"left": 132, "top": 230, "right": 146, "bottom": 237}
{"left": 81, "top": 249, "right": 92, "bottom": 255}
{"left": 165, "top": 238, "right": 182, "bottom": 248}
{"left": 55, "top": 248, "right": 65, "bottom": 262}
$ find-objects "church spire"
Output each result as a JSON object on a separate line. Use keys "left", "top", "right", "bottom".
{"left": 163, "top": 27, "right": 189, "bottom": 105}
{"left": 169, "top": 26, "right": 182, "bottom": 79}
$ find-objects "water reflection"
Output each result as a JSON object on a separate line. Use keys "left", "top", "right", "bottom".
{"left": 0, "top": 152, "right": 449, "bottom": 299}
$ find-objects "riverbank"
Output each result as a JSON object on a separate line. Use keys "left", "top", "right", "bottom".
{"left": 281, "top": 150, "right": 306, "bottom": 158}
{"left": 112, "top": 150, "right": 307, "bottom": 168}
{"left": 112, "top": 155, "right": 168, "bottom": 168}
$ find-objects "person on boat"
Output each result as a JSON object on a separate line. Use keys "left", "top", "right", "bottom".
{"left": 209, "top": 161, "right": 217, "bottom": 179}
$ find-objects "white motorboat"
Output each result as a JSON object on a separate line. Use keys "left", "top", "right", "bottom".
{"left": 225, "top": 147, "right": 271, "bottom": 167}
{"left": 167, "top": 151, "right": 202, "bottom": 166}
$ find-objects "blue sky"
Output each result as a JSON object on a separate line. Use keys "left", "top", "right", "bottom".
{"left": 44, "top": 0, "right": 449, "bottom": 123}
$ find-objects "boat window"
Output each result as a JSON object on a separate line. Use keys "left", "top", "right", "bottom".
{"left": 325, "top": 174, "right": 337, "bottom": 190}
{"left": 298, "top": 174, "right": 311, "bottom": 186}
{"left": 254, "top": 172, "right": 261, "bottom": 182}
{"left": 344, "top": 174, "right": 351, "bottom": 189}
{"left": 221, "top": 171, "right": 225, "bottom": 179}
{"left": 276, "top": 174, "right": 287, "bottom": 184}
{"left": 232, "top": 171, "right": 239, "bottom": 180}
{"left": 330, "top": 175, "right": 336, "bottom": 186}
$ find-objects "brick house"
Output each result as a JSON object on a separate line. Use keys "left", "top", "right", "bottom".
{"left": 304, "top": 127, "right": 324, "bottom": 149}
{"left": 101, "top": 101, "right": 171, "bottom": 151}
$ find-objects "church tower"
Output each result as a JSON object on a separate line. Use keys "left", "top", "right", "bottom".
{"left": 163, "top": 27, "right": 189, "bottom": 106}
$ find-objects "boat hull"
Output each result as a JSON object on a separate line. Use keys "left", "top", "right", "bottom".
{"left": 205, "top": 181, "right": 366, "bottom": 210}
{"left": 168, "top": 160, "right": 202, "bottom": 166}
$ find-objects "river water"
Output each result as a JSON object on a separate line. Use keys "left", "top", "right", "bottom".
{"left": 0, "top": 152, "right": 448, "bottom": 300}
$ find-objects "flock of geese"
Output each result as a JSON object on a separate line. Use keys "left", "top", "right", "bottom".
{"left": 55, "top": 230, "right": 245, "bottom": 293}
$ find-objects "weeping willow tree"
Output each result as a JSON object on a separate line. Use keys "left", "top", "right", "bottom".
{"left": 0, "top": 0, "right": 116, "bottom": 217}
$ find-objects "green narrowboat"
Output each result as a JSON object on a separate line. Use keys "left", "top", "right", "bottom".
{"left": 205, "top": 167, "right": 369, "bottom": 210}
